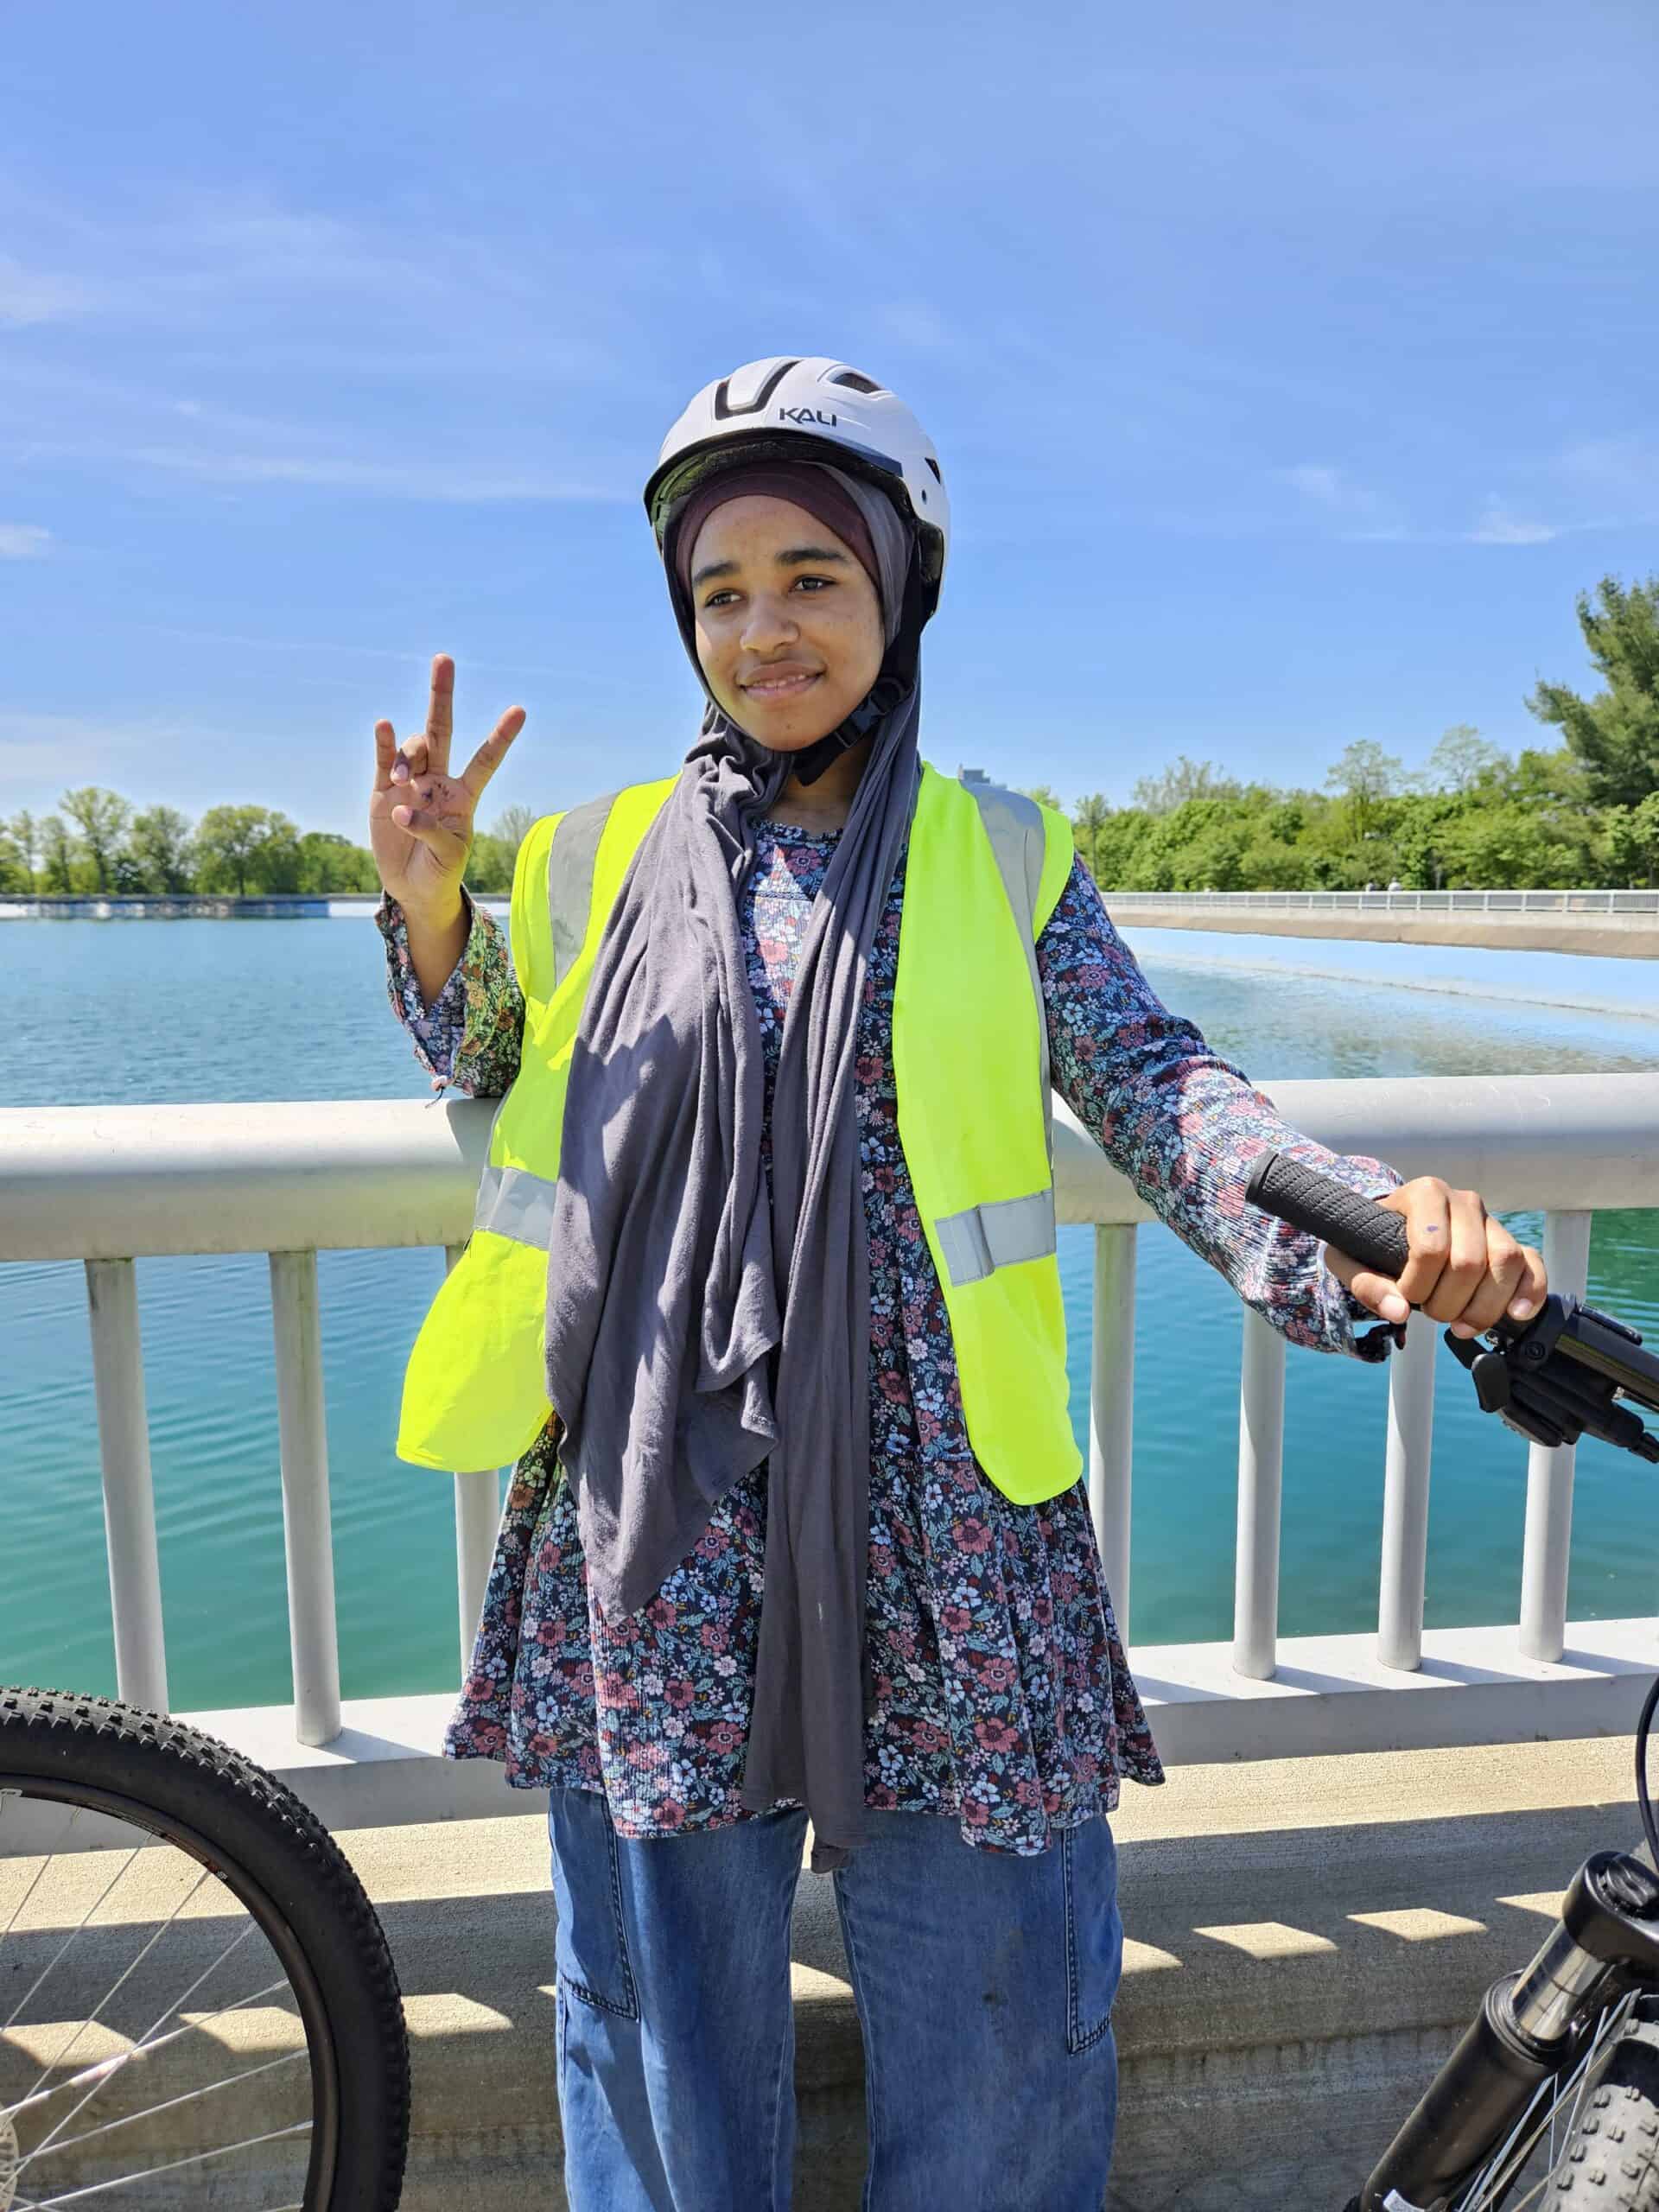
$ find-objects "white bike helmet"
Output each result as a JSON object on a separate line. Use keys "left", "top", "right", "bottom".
{"left": 644, "top": 356, "right": 950, "bottom": 616}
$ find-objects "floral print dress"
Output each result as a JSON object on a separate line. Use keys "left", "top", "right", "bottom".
{"left": 380, "top": 817, "right": 1397, "bottom": 1857}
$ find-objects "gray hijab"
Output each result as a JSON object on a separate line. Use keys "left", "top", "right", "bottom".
{"left": 543, "top": 461, "right": 921, "bottom": 1868}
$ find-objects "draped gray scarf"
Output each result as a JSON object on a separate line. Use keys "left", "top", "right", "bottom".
{"left": 543, "top": 464, "right": 920, "bottom": 1867}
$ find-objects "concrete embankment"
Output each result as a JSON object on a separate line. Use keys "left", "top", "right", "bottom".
{"left": 359, "top": 1733, "right": 1644, "bottom": 2207}
{"left": 1105, "top": 903, "right": 1659, "bottom": 962}
{"left": 358, "top": 1734, "right": 1645, "bottom": 2202}
{"left": 369, "top": 1734, "right": 1645, "bottom": 2202}
{"left": 4, "top": 1734, "right": 1642, "bottom": 2206}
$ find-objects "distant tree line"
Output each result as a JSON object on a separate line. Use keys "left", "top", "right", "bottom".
{"left": 0, "top": 794, "right": 533, "bottom": 899}
{"left": 6, "top": 575, "right": 1656, "bottom": 899}
{"left": 1027, "top": 575, "right": 1659, "bottom": 893}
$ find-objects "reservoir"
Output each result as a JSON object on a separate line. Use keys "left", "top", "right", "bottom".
{"left": 3, "top": 912, "right": 1656, "bottom": 1712}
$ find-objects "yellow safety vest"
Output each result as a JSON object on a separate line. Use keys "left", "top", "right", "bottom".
{"left": 397, "top": 761, "right": 1080, "bottom": 1505}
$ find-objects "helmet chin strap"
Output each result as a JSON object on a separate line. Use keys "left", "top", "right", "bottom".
{"left": 787, "top": 670, "right": 910, "bottom": 789}
{"left": 780, "top": 565, "right": 928, "bottom": 789}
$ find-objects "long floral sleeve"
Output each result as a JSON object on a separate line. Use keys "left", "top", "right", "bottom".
{"left": 1039, "top": 855, "right": 1400, "bottom": 1361}
{"left": 377, "top": 891, "right": 525, "bottom": 1099}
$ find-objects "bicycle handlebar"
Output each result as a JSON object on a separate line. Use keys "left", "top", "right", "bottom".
{"left": 1244, "top": 1151, "right": 1659, "bottom": 1466}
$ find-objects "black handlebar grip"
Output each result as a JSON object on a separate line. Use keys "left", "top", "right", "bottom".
{"left": 1244, "top": 1152, "right": 1410, "bottom": 1279}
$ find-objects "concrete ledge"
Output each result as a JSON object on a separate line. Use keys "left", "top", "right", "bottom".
{"left": 3, "top": 1735, "right": 1645, "bottom": 2205}
{"left": 1103, "top": 904, "right": 1659, "bottom": 960}
{"left": 372, "top": 1732, "right": 1646, "bottom": 2206}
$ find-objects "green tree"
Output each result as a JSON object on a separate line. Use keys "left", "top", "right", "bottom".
{"left": 1130, "top": 755, "right": 1241, "bottom": 816}
{"left": 1528, "top": 574, "right": 1659, "bottom": 809}
{"left": 1419, "top": 724, "right": 1503, "bottom": 795}
{"left": 1090, "top": 808, "right": 1151, "bottom": 888}
{"left": 59, "top": 785, "right": 132, "bottom": 892}
{"left": 1071, "top": 792, "right": 1110, "bottom": 878}
{"left": 296, "top": 831, "right": 379, "bottom": 894}
{"left": 1325, "top": 741, "right": 1405, "bottom": 844}
{"left": 488, "top": 803, "right": 537, "bottom": 856}
{"left": 41, "top": 813, "right": 79, "bottom": 893}
{"left": 7, "top": 809, "right": 41, "bottom": 892}
{"left": 466, "top": 832, "right": 516, "bottom": 893}
{"left": 1018, "top": 783, "right": 1066, "bottom": 813}
{"left": 1601, "top": 794, "right": 1659, "bottom": 887}
{"left": 1391, "top": 792, "right": 1466, "bottom": 889}
{"left": 128, "top": 804, "right": 195, "bottom": 893}
{"left": 194, "top": 804, "right": 302, "bottom": 895}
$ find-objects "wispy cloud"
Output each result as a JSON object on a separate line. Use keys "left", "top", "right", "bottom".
{"left": 16, "top": 441, "right": 632, "bottom": 505}
{"left": 1280, "top": 461, "right": 1406, "bottom": 540}
{"left": 1465, "top": 502, "right": 1557, "bottom": 546}
{"left": 0, "top": 522, "right": 51, "bottom": 558}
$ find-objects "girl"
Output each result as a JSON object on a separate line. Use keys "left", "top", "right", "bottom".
{"left": 369, "top": 359, "right": 1546, "bottom": 2211}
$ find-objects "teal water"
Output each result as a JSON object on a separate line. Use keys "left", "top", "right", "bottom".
{"left": 3, "top": 918, "right": 1657, "bottom": 1712}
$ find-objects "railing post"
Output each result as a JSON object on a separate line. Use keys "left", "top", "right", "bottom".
{"left": 1377, "top": 1311, "right": 1437, "bottom": 1670}
{"left": 1088, "top": 1225, "right": 1136, "bottom": 1646}
{"left": 84, "top": 1258, "right": 169, "bottom": 1713}
{"left": 1233, "top": 1311, "right": 1286, "bottom": 1681}
{"left": 446, "top": 1243, "right": 502, "bottom": 1677}
{"left": 1519, "top": 1211, "right": 1594, "bottom": 1663}
{"left": 269, "top": 1250, "right": 342, "bottom": 1746}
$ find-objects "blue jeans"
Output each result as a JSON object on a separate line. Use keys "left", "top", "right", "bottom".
{"left": 548, "top": 1789, "right": 1122, "bottom": 2211}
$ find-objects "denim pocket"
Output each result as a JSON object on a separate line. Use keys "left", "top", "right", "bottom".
{"left": 548, "top": 1788, "right": 640, "bottom": 2021}
{"left": 1061, "top": 1815, "right": 1122, "bottom": 2055}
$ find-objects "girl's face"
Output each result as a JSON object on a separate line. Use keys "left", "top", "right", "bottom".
{"left": 689, "top": 495, "right": 885, "bottom": 753}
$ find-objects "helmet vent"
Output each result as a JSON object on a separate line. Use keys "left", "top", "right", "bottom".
{"left": 925, "top": 455, "right": 943, "bottom": 480}
{"left": 827, "top": 369, "right": 885, "bottom": 395}
{"left": 714, "top": 359, "right": 801, "bottom": 419}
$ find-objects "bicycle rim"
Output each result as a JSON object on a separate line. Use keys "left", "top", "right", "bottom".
{"left": 0, "top": 1774, "right": 338, "bottom": 2210}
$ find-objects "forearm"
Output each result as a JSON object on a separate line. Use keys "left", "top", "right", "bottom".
{"left": 404, "top": 895, "right": 469, "bottom": 1011}
{"left": 1039, "top": 857, "right": 1400, "bottom": 1360}
{"left": 378, "top": 889, "right": 524, "bottom": 1097}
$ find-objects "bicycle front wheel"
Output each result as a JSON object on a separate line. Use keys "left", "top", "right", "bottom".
{"left": 0, "top": 1688, "right": 408, "bottom": 2211}
{"left": 1549, "top": 2026, "right": 1659, "bottom": 2211}
{"left": 1433, "top": 2000, "right": 1659, "bottom": 2212}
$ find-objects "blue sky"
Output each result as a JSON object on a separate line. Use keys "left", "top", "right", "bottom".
{"left": 3, "top": 0, "right": 1656, "bottom": 836}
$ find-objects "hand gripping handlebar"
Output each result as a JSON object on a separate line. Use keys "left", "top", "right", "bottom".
{"left": 1244, "top": 1152, "right": 1659, "bottom": 1466}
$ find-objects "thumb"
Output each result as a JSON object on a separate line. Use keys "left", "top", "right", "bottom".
{"left": 1323, "top": 1245, "right": 1410, "bottom": 1325}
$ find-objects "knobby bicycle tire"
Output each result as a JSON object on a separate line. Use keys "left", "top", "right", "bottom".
{"left": 1549, "top": 2025, "right": 1659, "bottom": 2210}
{"left": 0, "top": 1687, "right": 409, "bottom": 2210}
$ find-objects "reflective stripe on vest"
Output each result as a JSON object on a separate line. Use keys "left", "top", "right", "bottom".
{"left": 934, "top": 1186, "right": 1056, "bottom": 1288}
{"left": 473, "top": 1160, "right": 561, "bottom": 1246}
{"left": 397, "top": 761, "right": 1080, "bottom": 1502}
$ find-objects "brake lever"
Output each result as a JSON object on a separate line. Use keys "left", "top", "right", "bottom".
{"left": 1449, "top": 1296, "right": 1659, "bottom": 1464}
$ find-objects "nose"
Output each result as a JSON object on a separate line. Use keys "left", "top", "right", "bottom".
{"left": 740, "top": 590, "right": 799, "bottom": 653}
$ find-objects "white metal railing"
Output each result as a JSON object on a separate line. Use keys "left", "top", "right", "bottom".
{"left": 1102, "top": 887, "right": 1659, "bottom": 915}
{"left": 3, "top": 1074, "right": 1657, "bottom": 1821}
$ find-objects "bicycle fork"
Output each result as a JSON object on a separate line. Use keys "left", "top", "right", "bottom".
{"left": 1353, "top": 1853, "right": 1659, "bottom": 2212}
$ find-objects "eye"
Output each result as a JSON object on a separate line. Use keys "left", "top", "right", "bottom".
{"left": 702, "top": 588, "right": 739, "bottom": 610}
{"left": 792, "top": 575, "right": 834, "bottom": 592}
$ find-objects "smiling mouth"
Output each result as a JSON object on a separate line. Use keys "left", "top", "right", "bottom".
{"left": 742, "top": 671, "right": 822, "bottom": 700}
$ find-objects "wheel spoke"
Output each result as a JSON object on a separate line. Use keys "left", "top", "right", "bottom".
{"left": 13, "top": 2120, "right": 311, "bottom": 2206}
{"left": 18, "top": 1861, "right": 212, "bottom": 2106}
{"left": 1, "top": 1851, "right": 140, "bottom": 2043}
{"left": 24, "top": 2049, "right": 308, "bottom": 2161}
{"left": 5, "top": 1974, "right": 289, "bottom": 2121}
{"left": 13, "top": 1922, "right": 261, "bottom": 2151}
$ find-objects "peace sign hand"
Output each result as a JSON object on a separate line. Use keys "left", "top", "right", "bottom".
{"left": 370, "top": 655, "right": 525, "bottom": 922}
